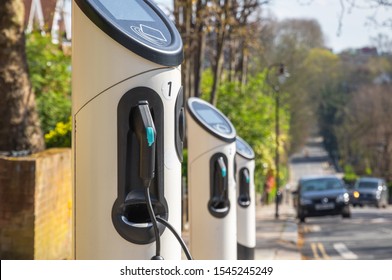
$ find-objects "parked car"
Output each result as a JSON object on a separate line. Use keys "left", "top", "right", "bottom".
{"left": 350, "top": 177, "right": 389, "bottom": 208}
{"left": 293, "top": 175, "right": 351, "bottom": 223}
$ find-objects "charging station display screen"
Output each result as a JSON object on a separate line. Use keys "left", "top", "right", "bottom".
{"left": 98, "top": 0, "right": 154, "bottom": 22}
{"left": 198, "top": 109, "right": 224, "bottom": 125}
{"left": 190, "top": 100, "right": 234, "bottom": 137}
{"left": 76, "top": 0, "right": 183, "bottom": 66}
{"left": 236, "top": 137, "right": 255, "bottom": 159}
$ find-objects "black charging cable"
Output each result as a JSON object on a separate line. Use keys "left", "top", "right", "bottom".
{"left": 144, "top": 183, "right": 164, "bottom": 260}
{"left": 135, "top": 101, "right": 192, "bottom": 260}
{"left": 156, "top": 217, "right": 193, "bottom": 260}
{"left": 144, "top": 184, "right": 193, "bottom": 260}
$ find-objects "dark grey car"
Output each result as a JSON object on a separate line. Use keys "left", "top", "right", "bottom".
{"left": 350, "top": 177, "right": 389, "bottom": 208}
{"left": 293, "top": 175, "right": 351, "bottom": 223}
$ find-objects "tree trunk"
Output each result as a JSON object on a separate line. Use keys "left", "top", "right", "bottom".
{"left": 193, "top": 0, "right": 206, "bottom": 98}
{"left": 0, "top": 0, "right": 45, "bottom": 154}
{"left": 210, "top": 44, "right": 224, "bottom": 106}
{"left": 209, "top": 0, "right": 230, "bottom": 106}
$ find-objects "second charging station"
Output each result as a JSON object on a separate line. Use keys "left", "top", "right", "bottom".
{"left": 72, "top": 0, "right": 184, "bottom": 259}
{"left": 186, "top": 97, "right": 237, "bottom": 260}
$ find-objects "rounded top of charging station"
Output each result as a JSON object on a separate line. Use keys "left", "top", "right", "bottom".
{"left": 75, "top": 0, "right": 183, "bottom": 66}
{"left": 187, "top": 97, "right": 236, "bottom": 143}
{"left": 236, "top": 136, "right": 255, "bottom": 160}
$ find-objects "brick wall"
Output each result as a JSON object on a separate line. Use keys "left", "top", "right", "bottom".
{"left": 0, "top": 158, "right": 35, "bottom": 259}
{"left": 0, "top": 148, "right": 72, "bottom": 260}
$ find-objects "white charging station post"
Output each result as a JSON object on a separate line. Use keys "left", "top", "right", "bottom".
{"left": 235, "top": 136, "right": 256, "bottom": 260}
{"left": 72, "top": 0, "right": 184, "bottom": 259}
{"left": 186, "top": 97, "right": 237, "bottom": 260}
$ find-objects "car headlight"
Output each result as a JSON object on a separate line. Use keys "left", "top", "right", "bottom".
{"left": 300, "top": 198, "right": 313, "bottom": 205}
{"left": 336, "top": 193, "right": 349, "bottom": 203}
{"left": 353, "top": 191, "right": 360, "bottom": 199}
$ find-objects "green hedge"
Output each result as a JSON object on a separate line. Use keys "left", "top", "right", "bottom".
{"left": 26, "top": 32, "right": 71, "bottom": 147}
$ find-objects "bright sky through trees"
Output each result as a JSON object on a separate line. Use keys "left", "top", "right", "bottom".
{"left": 270, "top": 0, "right": 392, "bottom": 52}
{"left": 155, "top": 0, "right": 392, "bottom": 53}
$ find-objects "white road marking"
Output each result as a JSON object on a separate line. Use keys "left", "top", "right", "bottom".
{"left": 333, "top": 243, "right": 358, "bottom": 259}
{"left": 371, "top": 218, "right": 387, "bottom": 223}
{"left": 303, "top": 225, "right": 321, "bottom": 233}
{"left": 380, "top": 228, "right": 392, "bottom": 234}
{"left": 310, "top": 225, "right": 321, "bottom": 232}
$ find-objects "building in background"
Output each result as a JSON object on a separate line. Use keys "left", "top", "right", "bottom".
{"left": 24, "top": 0, "right": 71, "bottom": 45}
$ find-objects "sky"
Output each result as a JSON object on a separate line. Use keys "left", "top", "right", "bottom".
{"left": 269, "top": 0, "right": 392, "bottom": 53}
{"left": 155, "top": 0, "right": 392, "bottom": 53}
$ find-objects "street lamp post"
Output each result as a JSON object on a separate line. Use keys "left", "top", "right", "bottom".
{"left": 266, "top": 63, "right": 289, "bottom": 219}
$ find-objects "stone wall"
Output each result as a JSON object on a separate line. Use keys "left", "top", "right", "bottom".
{"left": 0, "top": 158, "right": 35, "bottom": 259}
{"left": 0, "top": 148, "right": 72, "bottom": 259}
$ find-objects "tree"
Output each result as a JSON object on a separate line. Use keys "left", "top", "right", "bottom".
{"left": 337, "top": 84, "right": 392, "bottom": 181}
{"left": 173, "top": 0, "right": 268, "bottom": 104}
{"left": 260, "top": 18, "right": 326, "bottom": 151}
{"left": 212, "top": 71, "right": 291, "bottom": 192}
{"left": 174, "top": 0, "right": 208, "bottom": 100}
{"left": 207, "top": 0, "right": 268, "bottom": 105}
{"left": 0, "top": 0, "right": 44, "bottom": 154}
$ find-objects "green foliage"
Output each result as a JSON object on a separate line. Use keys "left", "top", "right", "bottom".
{"left": 343, "top": 164, "right": 359, "bottom": 186}
{"left": 200, "top": 69, "right": 213, "bottom": 102}
{"left": 45, "top": 117, "right": 72, "bottom": 148}
{"left": 26, "top": 32, "right": 71, "bottom": 140}
{"left": 365, "top": 166, "right": 372, "bottom": 176}
{"left": 200, "top": 70, "right": 291, "bottom": 193}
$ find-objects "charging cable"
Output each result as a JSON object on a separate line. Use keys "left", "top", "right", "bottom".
{"left": 135, "top": 100, "right": 192, "bottom": 260}
{"left": 144, "top": 183, "right": 164, "bottom": 260}
{"left": 144, "top": 182, "right": 193, "bottom": 260}
{"left": 156, "top": 216, "right": 193, "bottom": 260}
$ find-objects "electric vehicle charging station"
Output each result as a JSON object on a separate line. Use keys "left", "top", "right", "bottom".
{"left": 235, "top": 136, "right": 256, "bottom": 260}
{"left": 186, "top": 97, "right": 237, "bottom": 260}
{"left": 72, "top": 0, "right": 184, "bottom": 259}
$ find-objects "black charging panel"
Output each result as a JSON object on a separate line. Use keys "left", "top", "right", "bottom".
{"left": 112, "top": 87, "right": 168, "bottom": 244}
{"left": 238, "top": 168, "right": 251, "bottom": 208}
{"left": 208, "top": 153, "right": 230, "bottom": 218}
{"left": 174, "top": 87, "right": 184, "bottom": 162}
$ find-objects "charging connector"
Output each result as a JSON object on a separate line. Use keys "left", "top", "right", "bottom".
{"left": 133, "top": 100, "right": 192, "bottom": 260}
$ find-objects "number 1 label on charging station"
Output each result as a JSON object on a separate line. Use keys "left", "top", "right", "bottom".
{"left": 162, "top": 81, "right": 173, "bottom": 100}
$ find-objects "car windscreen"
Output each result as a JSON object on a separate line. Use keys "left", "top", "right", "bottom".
{"left": 301, "top": 178, "right": 344, "bottom": 192}
{"left": 356, "top": 181, "right": 378, "bottom": 189}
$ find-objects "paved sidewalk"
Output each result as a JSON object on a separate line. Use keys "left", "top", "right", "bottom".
{"left": 254, "top": 200, "right": 302, "bottom": 260}
{"left": 181, "top": 197, "right": 302, "bottom": 260}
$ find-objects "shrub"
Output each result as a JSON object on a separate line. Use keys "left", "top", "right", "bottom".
{"left": 44, "top": 118, "right": 72, "bottom": 148}
{"left": 26, "top": 32, "right": 72, "bottom": 140}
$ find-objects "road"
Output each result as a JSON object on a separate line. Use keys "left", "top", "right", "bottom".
{"left": 290, "top": 137, "right": 392, "bottom": 260}
{"left": 298, "top": 207, "right": 392, "bottom": 260}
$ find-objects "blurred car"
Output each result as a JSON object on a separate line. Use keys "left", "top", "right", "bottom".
{"left": 350, "top": 177, "right": 389, "bottom": 208}
{"left": 293, "top": 175, "right": 351, "bottom": 223}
